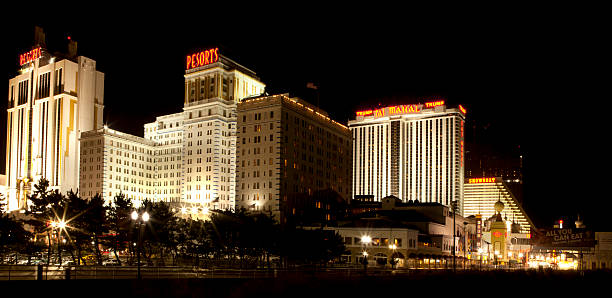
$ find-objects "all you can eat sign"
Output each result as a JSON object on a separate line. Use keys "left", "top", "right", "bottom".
{"left": 538, "top": 228, "right": 595, "bottom": 248}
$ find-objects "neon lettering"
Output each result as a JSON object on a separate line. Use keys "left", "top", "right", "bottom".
{"left": 459, "top": 105, "right": 467, "bottom": 114}
{"left": 186, "top": 47, "right": 220, "bottom": 70}
{"left": 356, "top": 110, "right": 373, "bottom": 116}
{"left": 19, "top": 47, "right": 42, "bottom": 66}
{"left": 425, "top": 100, "right": 445, "bottom": 108}
{"left": 468, "top": 177, "right": 496, "bottom": 184}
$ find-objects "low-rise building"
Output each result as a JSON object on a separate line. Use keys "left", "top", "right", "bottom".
{"left": 336, "top": 195, "right": 476, "bottom": 268}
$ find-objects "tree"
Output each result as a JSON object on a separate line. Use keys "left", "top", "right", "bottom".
{"left": 0, "top": 200, "right": 33, "bottom": 264}
{"left": 277, "top": 228, "right": 345, "bottom": 267}
{"left": 146, "top": 201, "right": 178, "bottom": 266}
{"left": 107, "top": 193, "right": 133, "bottom": 265}
{"left": 63, "top": 190, "right": 90, "bottom": 265}
{"left": 81, "top": 194, "right": 109, "bottom": 265}
{"left": 26, "top": 178, "right": 67, "bottom": 265}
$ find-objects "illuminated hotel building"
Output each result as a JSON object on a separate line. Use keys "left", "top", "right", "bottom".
{"left": 80, "top": 48, "right": 265, "bottom": 210}
{"left": 349, "top": 102, "right": 466, "bottom": 214}
{"left": 79, "top": 128, "right": 156, "bottom": 204}
{"left": 463, "top": 177, "right": 534, "bottom": 233}
{"left": 236, "top": 94, "right": 352, "bottom": 222}
{"left": 5, "top": 37, "right": 104, "bottom": 211}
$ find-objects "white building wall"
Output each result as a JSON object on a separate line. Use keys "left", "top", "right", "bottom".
{"left": 349, "top": 104, "right": 465, "bottom": 212}
{"left": 5, "top": 51, "right": 103, "bottom": 211}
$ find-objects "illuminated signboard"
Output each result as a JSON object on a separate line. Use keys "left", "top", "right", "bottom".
{"left": 19, "top": 47, "right": 42, "bottom": 65}
{"left": 468, "top": 177, "right": 496, "bottom": 184}
{"left": 459, "top": 104, "right": 467, "bottom": 114}
{"left": 425, "top": 100, "right": 444, "bottom": 108}
{"left": 355, "top": 104, "right": 420, "bottom": 118}
{"left": 534, "top": 228, "right": 595, "bottom": 248}
{"left": 186, "top": 47, "right": 219, "bottom": 70}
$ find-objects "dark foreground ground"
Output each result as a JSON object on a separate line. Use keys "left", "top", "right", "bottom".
{"left": 2, "top": 270, "right": 610, "bottom": 298}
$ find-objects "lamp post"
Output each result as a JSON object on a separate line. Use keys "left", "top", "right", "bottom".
{"left": 389, "top": 243, "right": 398, "bottom": 269}
{"left": 361, "top": 235, "right": 371, "bottom": 274}
{"left": 451, "top": 200, "right": 458, "bottom": 272}
{"left": 50, "top": 220, "right": 66, "bottom": 266}
{"left": 463, "top": 221, "right": 468, "bottom": 270}
{"left": 131, "top": 210, "right": 149, "bottom": 279}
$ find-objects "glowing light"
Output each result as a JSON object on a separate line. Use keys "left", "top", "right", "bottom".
{"left": 468, "top": 177, "right": 496, "bottom": 184}
{"left": 459, "top": 105, "right": 467, "bottom": 114}
{"left": 131, "top": 211, "right": 139, "bottom": 220}
{"left": 425, "top": 100, "right": 445, "bottom": 108}
{"left": 361, "top": 235, "right": 372, "bottom": 244}
{"left": 19, "top": 47, "right": 42, "bottom": 65}
{"left": 186, "top": 48, "right": 219, "bottom": 70}
{"left": 142, "top": 212, "right": 150, "bottom": 222}
{"left": 57, "top": 220, "right": 66, "bottom": 229}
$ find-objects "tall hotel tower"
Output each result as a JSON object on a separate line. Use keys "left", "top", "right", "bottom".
{"left": 349, "top": 101, "right": 466, "bottom": 214}
{"left": 5, "top": 31, "right": 104, "bottom": 211}
{"left": 79, "top": 48, "right": 264, "bottom": 211}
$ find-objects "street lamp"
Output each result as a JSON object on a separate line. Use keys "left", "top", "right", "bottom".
{"left": 389, "top": 244, "right": 398, "bottom": 269}
{"left": 50, "top": 220, "right": 66, "bottom": 266}
{"left": 360, "top": 235, "right": 371, "bottom": 273}
{"left": 131, "top": 210, "right": 149, "bottom": 279}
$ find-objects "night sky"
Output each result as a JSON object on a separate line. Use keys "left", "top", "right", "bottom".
{"left": 1, "top": 8, "right": 608, "bottom": 230}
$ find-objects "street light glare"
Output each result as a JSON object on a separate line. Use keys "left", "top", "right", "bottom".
{"left": 131, "top": 211, "right": 139, "bottom": 220}
{"left": 142, "top": 212, "right": 150, "bottom": 222}
{"left": 361, "top": 235, "right": 372, "bottom": 244}
{"left": 57, "top": 220, "right": 66, "bottom": 229}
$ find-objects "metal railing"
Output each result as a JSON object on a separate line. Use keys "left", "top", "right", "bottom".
{"left": 0, "top": 264, "right": 530, "bottom": 281}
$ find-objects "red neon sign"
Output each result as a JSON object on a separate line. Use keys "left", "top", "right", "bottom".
{"left": 389, "top": 104, "right": 420, "bottom": 115}
{"left": 425, "top": 100, "right": 445, "bottom": 108}
{"left": 355, "top": 104, "right": 420, "bottom": 117}
{"left": 468, "top": 177, "right": 496, "bottom": 184}
{"left": 356, "top": 110, "right": 373, "bottom": 116}
{"left": 19, "top": 47, "right": 42, "bottom": 65}
{"left": 186, "top": 48, "right": 219, "bottom": 70}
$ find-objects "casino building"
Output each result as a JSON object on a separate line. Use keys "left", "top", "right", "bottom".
{"left": 79, "top": 47, "right": 265, "bottom": 211}
{"left": 5, "top": 31, "right": 104, "bottom": 211}
{"left": 463, "top": 177, "right": 534, "bottom": 234}
{"left": 349, "top": 102, "right": 466, "bottom": 214}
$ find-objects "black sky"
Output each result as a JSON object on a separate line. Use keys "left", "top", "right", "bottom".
{"left": 1, "top": 7, "right": 609, "bottom": 229}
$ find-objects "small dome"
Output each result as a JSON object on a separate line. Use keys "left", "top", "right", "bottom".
{"left": 494, "top": 200, "right": 505, "bottom": 213}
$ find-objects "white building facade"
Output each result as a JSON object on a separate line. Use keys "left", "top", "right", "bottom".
{"left": 349, "top": 102, "right": 466, "bottom": 214}
{"left": 80, "top": 48, "right": 264, "bottom": 212}
{"left": 5, "top": 43, "right": 104, "bottom": 211}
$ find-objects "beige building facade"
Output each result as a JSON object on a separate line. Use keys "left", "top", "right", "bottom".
{"left": 236, "top": 94, "right": 352, "bottom": 222}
